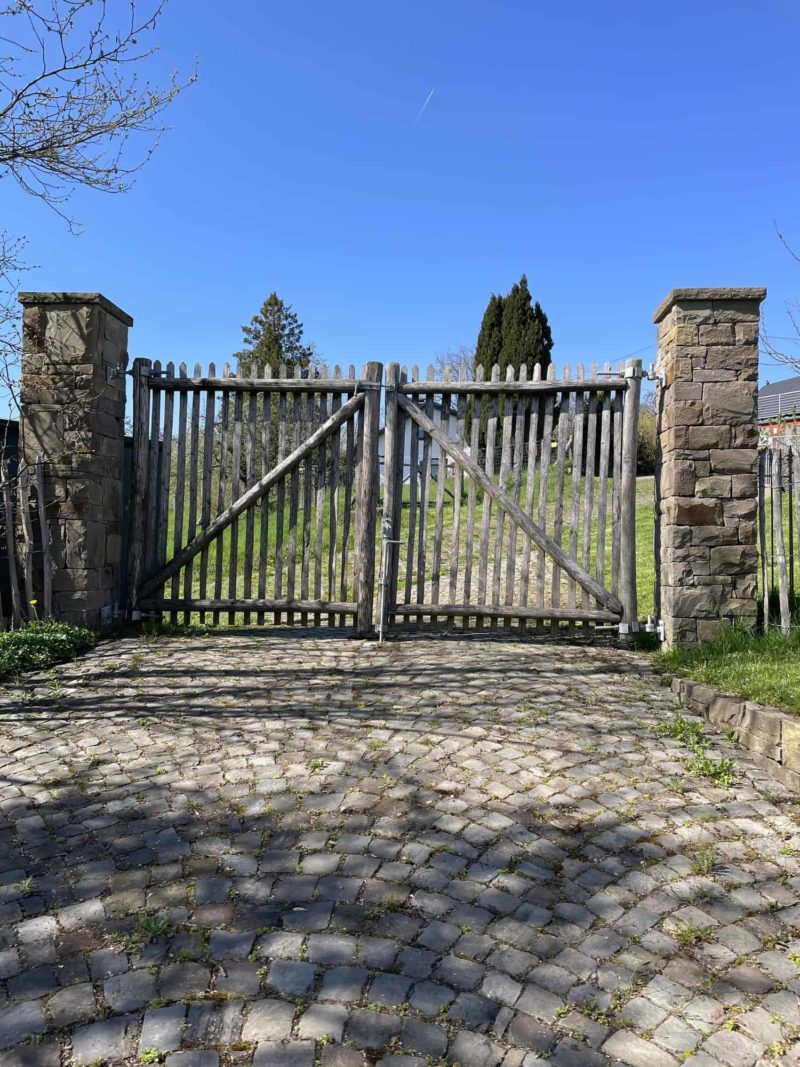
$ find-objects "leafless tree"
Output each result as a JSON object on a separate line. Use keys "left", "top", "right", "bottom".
{"left": 431, "top": 343, "right": 475, "bottom": 381}
{"left": 0, "top": 0, "right": 194, "bottom": 409}
{"left": 762, "top": 225, "right": 800, "bottom": 375}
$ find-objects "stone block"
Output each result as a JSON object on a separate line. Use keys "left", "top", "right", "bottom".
{"left": 660, "top": 462, "right": 695, "bottom": 498}
{"left": 660, "top": 399, "right": 704, "bottom": 430}
{"left": 782, "top": 720, "right": 800, "bottom": 773}
{"left": 663, "top": 585, "right": 722, "bottom": 618}
{"left": 731, "top": 474, "right": 758, "bottom": 498}
{"left": 735, "top": 322, "right": 759, "bottom": 344}
{"left": 709, "top": 449, "right": 758, "bottom": 474}
{"left": 698, "top": 323, "right": 734, "bottom": 344}
{"left": 695, "top": 476, "right": 730, "bottom": 498}
{"left": 704, "top": 345, "right": 758, "bottom": 377}
{"left": 662, "top": 497, "right": 721, "bottom": 526}
{"left": 674, "top": 324, "right": 698, "bottom": 344}
{"left": 686, "top": 425, "right": 731, "bottom": 450}
{"left": 696, "top": 618, "right": 723, "bottom": 642}
{"left": 703, "top": 382, "right": 756, "bottom": 425}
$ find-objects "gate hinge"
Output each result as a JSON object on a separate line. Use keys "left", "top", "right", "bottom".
{"left": 646, "top": 363, "right": 666, "bottom": 386}
{"left": 623, "top": 365, "right": 646, "bottom": 380}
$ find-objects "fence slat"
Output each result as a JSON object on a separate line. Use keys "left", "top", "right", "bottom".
{"left": 535, "top": 364, "right": 556, "bottom": 626}
{"left": 477, "top": 364, "right": 500, "bottom": 615}
{"left": 519, "top": 363, "right": 541, "bottom": 630}
{"left": 314, "top": 371, "right": 329, "bottom": 626}
{"left": 567, "top": 364, "right": 586, "bottom": 634}
{"left": 274, "top": 367, "right": 287, "bottom": 624}
{"left": 550, "top": 365, "right": 572, "bottom": 611}
{"left": 286, "top": 366, "right": 302, "bottom": 626}
{"left": 17, "top": 466, "right": 34, "bottom": 615}
{"left": 339, "top": 365, "right": 357, "bottom": 626}
{"left": 596, "top": 366, "right": 612, "bottom": 589}
{"left": 449, "top": 366, "right": 467, "bottom": 609}
{"left": 327, "top": 369, "right": 341, "bottom": 626}
{"left": 257, "top": 370, "right": 272, "bottom": 625}
{"left": 759, "top": 448, "right": 769, "bottom": 629}
{"left": 35, "top": 458, "right": 52, "bottom": 619}
{"left": 171, "top": 364, "right": 188, "bottom": 624}
{"left": 582, "top": 369, "right": 598, "bottom": 612}
{"left": 404, "top": 366, "right": 419, "bottom": 608}
{"left": 155, "top": 362, "right": 175, "bottom": 622}
{"left": 213, "top": 366, "right": 231, "bottom": 626}
{"left": 611, "top": 376, "right": 624, "bottom": 599}
{"left": 127, "top": 358, "right": 152, "bottom": 612}
{"left": 198, "top": 365, "right": 216, "bottom": 624}
{"left": 492, "top": 366, "right": 516, "bottom": 611}
{"left": 503, "top": 368, "right": 527, "bottom": 629}
{"left": 430, "top": 372, "right": 451, "bottom": 614}
{"left": 773, "top": 448, "right": 791, "bottom": 634}
{"left": 146, "top": 360, "right": 162, "bottom": 574}
{"left": 2, "top": 470, "right": 21, "bottom": 627}
{"left": 242, "top": 384, "right": 258, "bottom": 625}
{"left": 416, "top": 368, "right": 436, "bottom": 620}
{"left": 462, "top": 364, "right": 484, "bottom": 624}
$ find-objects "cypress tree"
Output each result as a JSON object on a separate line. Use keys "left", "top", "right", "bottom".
{"left": 474, "top": 294, "right": 504, "bottom": 381}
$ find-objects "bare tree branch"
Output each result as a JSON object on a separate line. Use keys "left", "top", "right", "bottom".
{"left": 0, "top": 1, "right": 194, "bottom": 222}
{"left": 0, "top": 0, "right": 192, "bottom": 415}
{"left": 432, "top": 343, "right": 476, "bottom": 381}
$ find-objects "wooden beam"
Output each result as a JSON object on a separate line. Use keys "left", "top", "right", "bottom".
{"left": 390, "top": 603, "right": 619, "bottom": 623}
{"left": 150, "top": 376, "right": 366, "bottom": 394}
{"left": 140, "top": 597, "right": 357, "bottom": 615}
{"left": 398, "top": 393, "right": 623, "bottom": 616}
{"left": 355, "top": 362, "right": 383, "bottom": 635}
{"left": 138, "top": 391, "right": 366, "bottom": 600}
{"left": 398, "top": 378, "right": 628, "bottom": 395}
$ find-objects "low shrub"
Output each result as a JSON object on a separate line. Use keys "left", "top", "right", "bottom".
{"left": 0, "top": 621, "right": 96, "bottom": 679}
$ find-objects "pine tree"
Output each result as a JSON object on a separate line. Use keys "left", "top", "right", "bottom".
{"left": 236, "top": 292, "right": 317, "bottom": 374}
{"left": 473, "top": 275, "right": 553, "bottom": 380}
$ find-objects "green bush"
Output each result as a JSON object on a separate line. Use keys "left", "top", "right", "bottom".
{"left": 0, "top": 621, "right": 96, "bottom": 679}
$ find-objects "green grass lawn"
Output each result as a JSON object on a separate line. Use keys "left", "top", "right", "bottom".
{"left": 153, "top": 458, "right": 657, "bottom": 623}
{"left": 658, "top": 624, "right": 800, "bottom": 715}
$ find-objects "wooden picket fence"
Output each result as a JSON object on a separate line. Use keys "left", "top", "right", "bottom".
{"left": 758, "top": 443, "right": 799, "bottom": 633}
{"left": 0, "top": 457, "right": 53, "bottom": 628}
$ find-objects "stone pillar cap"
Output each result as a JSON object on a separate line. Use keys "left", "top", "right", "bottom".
{"left": 653, "top": 287, "right": 766, "bottom": 324}
{"left": 18, "top": 291, "right": 133, "bottom": 327}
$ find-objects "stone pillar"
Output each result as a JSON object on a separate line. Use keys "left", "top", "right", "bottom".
{"left": 654, "top": 287, "right": 765, "bottom": 647}
{"left": 18, "top": 292, "right": 133, "bottom": 627}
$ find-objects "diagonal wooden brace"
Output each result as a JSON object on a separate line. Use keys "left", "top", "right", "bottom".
{"left": 138, "top": 390, "right": 366, "bottom": 601}
{"left": 398, "top": 393, "right": 623, "bottom": 616}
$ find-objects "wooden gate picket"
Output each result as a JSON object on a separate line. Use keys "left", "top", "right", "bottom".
{"left": 128, "top": 358, "right": 641, "bottom": 637}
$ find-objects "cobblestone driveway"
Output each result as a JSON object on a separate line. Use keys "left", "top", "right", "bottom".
{"left": 1, "top": 632, "right": 800, "bottom": 1067}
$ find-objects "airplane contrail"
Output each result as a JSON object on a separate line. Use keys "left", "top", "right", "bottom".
{"left": 414, "top": 88, "right": 435, "bottom": 125}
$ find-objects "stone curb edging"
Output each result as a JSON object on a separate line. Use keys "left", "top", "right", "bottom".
{"left": 672, "top": 676, "right": 800, "bottom": 792}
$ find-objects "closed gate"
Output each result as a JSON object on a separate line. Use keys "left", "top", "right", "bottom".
{"left": 128, "top": 357, "right": 641, "bottom": 636}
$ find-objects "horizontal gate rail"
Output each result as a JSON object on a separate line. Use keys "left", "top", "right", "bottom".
{"left": 390, "top": 604, "right": 619, "bottom": 623}
{"left": 140, "top": 597, "right": 357, "bottom": 615}
{"left": 397, "top": 391, "right": 624, "bottom": 616}
{"left": 398, "top": 376, "right": 629, "bottom": 395}
{"left": 148, "top": 376, "right": 371, "bottom": 395}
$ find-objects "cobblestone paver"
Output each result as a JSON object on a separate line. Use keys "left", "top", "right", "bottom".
{"left": 1, "top": 632, "right": 799, "bottom": 1066}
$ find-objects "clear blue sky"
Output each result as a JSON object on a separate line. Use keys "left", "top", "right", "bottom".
{"left": 7, "top": 0, "right": 800, "bottom": 393}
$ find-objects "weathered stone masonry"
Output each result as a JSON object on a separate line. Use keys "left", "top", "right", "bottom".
{"left": 18, "top": 292, "right": 132, "bottom": 627}
{"left": 654, "top": 287, "right": 765, "bottom": 647}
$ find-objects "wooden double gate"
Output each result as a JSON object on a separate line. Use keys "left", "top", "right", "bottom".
{"left": 128, "top": 358, "right": 642, "bottom": 636}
